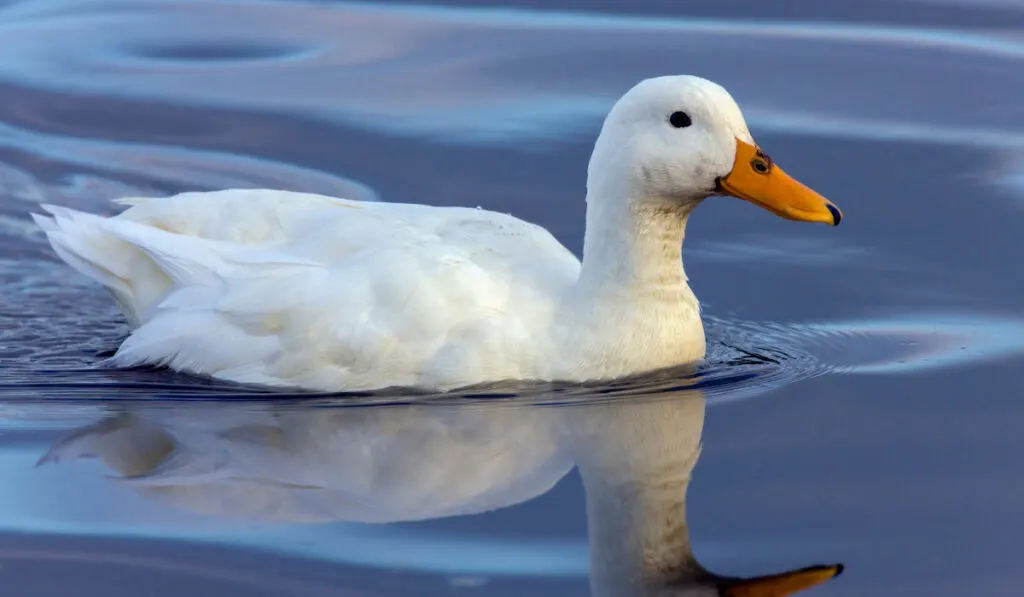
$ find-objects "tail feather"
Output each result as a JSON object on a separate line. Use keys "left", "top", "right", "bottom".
{"left": 97, "top": 214, "right": 319, "bottom": 284}
{"left": 33, "top": 204, "right": 167, "bottom": 324}
{"left": 34, "top": 206, "right": 132, "bottom": 293}
{"left": 30, "top": 211, "right": 59, "bottom": 233}
{"left": 33, "top": 203, "right": 320, "bottom": 329}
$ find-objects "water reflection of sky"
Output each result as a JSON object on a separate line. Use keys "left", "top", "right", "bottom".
{"left": 0, "top": 0, "right": 1021, "bottom": 149}
{"left": 0, "top": 120, "right": 378, "bottom": 203}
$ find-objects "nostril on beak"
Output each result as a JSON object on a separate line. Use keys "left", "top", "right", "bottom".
{"left": 826, "top": 203, "right": 842, "bottom": 226}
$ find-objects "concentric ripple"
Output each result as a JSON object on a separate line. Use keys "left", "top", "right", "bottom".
{"left": 2, "top": 274, "right": 1022, "bottom": 405}
{"left": 0, "top": 119, "right": 379, "bottom": 220}
{"left": 0, "top": 0, "right": 1020, "bottom": 146}
{"left": 128, "top": 41, "right": 315, "bottom": 64}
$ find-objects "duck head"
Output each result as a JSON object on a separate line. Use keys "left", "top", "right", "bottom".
{"left": 588, "top": 75, "right": 841, "bottom": 226}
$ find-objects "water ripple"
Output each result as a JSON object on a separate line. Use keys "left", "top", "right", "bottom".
{"left": 0, "top": 120, "right": 377, "bottom": 216}
{"left": 126, "top": 41, "right": 316, "bottom": 65}
{"left": 0, "top": 0, "right": 1019, "bottom": 146}
{"left": 2, "top": 263, "right": 1022, "bottom": 405}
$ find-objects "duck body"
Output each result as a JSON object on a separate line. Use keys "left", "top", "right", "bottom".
{"left": 33, "top": 75, "right": 840, "bottom": 391}
{"left": 35, "top": 191, "right": 575, "bottom": 390}
{"left": 34, "top": 189, "right": 702, "bottom": 390}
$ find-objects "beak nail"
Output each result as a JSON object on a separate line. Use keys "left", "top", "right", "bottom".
{"left": 826, "top": 204, "right": 842, "bottom": 226}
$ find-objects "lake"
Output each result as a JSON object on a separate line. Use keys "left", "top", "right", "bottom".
{"left": 1, "top": 0, "right": 1023, "bottom": 595}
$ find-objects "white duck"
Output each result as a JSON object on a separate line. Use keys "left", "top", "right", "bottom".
{"left": 32, "top": 75, "right": 842, "bottom": 392}
{"left": 40, "top": 390, "right": 842, "bottom": 597}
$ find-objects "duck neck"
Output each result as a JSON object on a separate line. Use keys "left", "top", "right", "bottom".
{"left": 550, "top": 184, "right": 704, "bottom": 379}
{"left": 576, "top": 187, "right": 696, "bottom": 301}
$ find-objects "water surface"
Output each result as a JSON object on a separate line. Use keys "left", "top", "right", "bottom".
{"left": 1, "top": 0, "right": 1023, "bottom": 595}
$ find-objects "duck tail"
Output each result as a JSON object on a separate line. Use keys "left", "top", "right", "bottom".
{"left": 32, "top": 204, "right": 160, "bottom": 325}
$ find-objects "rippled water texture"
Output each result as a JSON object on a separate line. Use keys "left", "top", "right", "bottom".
{"left": 1, "top": 0, "right": 1024, "bottom": 596}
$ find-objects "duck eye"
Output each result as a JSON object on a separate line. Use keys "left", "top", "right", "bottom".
{"left": 669, "top": 111, "right": 692, "bottom": 128}
{"left": 750, "top": 149, "right": 773, "bottom": 174}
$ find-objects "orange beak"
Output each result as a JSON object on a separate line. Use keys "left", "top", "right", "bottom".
{"left": 717, "top": 139, "right": 842, "bottom": 226}
{"left": 719, "top": 564, "right": 844, "bottom": 597}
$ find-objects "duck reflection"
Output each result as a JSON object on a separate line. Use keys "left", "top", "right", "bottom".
{"left": 40, "top": 389, "right": 841, "bottom": 597}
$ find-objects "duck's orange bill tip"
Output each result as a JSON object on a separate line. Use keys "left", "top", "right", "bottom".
{"left": 719, "top": 564, "right": 845, "bottom": 597}
{"left": 717, "top": 139, "right": 842, "bottom": 227}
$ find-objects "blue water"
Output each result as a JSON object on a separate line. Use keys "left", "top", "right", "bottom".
{"left": 1, "top": 0, "right": 1023, "bottom": 595}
